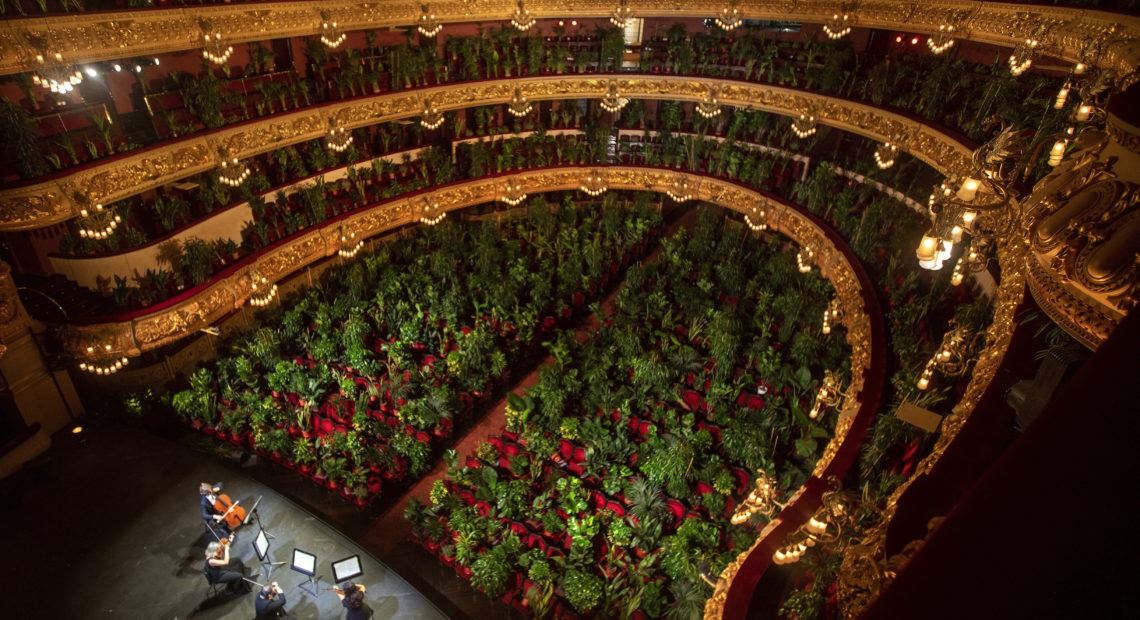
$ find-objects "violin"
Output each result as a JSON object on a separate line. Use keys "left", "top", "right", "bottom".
{"left": 213, "top": 491, "right": 247, "bottom": 529}
{"left": 213, "top": 536, "right": 232, "bottom": 560}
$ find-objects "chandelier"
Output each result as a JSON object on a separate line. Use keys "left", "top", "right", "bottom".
{"left": 730, "top": 470, "right": 785, "bottom": 525}
{"left": 666, "top": 176, "right": 694, "bottom": 202}
{"left": 217, "top": 149, "right": 250, "bottom": 187}
{"left": 791, "top": 112, "right": 817, "bottom": 139}
{"left": 78, "top": 345, "right": 130, "bottom": 376}
{"left": 326, "top": 121, "right": 354, "bottom": 153}
{"left": 696, "top": 87, "right": 722, "bottom": 119}
{"left": 928, "top": 23, "right": 956, "bottom": 55}
{"left": 339, "top": 230, "right": 364, "bottom": 258}
{"left": 773, "top": 477, "right": 854, "bottom": 565}
{"left": 809, "top": 370, "right": 847, "bottom": 419}
{"left": 500, "top": 178, "right": 527, "bottom": 206}
{"left": 599, "top": 80, "right": 628, "bottom": 113}
{"left": 249, "top": 272, "right": 279, "bottom": 307}
{"left": 873, "top": 140, "right": 898, "bottom": 169}
{"left": 420, "top": 99, "right": 445, "bottom": 130}
{"left": 1008, "top": 24, "right": 1047, "bottom": 77}
{"left": 714, "top": 2, "right": 742, "bottom": 31}
{"left": 32, "top": 51, "right": 83, "bottom": 94}
{"left": 949, "top": 238, "right": 992, "bottom": 286}
{"left": 200, "top": 22, "right": 233, "bottom": 65}
{"left": 744, "top": 205, "right": 767, "bottom": 232}
{"left": 822, "top": 13, "right": 852, "bottom": 40}
{"left": 320, "top": 12, "right": 347, "bottom": 49}
{"left": 507, "top": 88, "right": 533, "bottom": 117}
{"left": 917, "top": 319, "right": 983, "bottom": 390}
{"left": 76, "top": 200, "right": 122, "bottom": 240}
{"left": 610, "top": 0, "right": 633, "bottom": 28}
{"left": 796, "top": 246, "right": 814, "bottom": 273}
{"left": 418, "top": 4, "right": 442, "bottom": 37}
{"left": 579, "top": 170, "right": 608, "bottom": 197}
{"left": 821, "top": 298, "right": 841, "bottom": 335}
{"left": 1054, "top": 81, "right": 1071, "bottom": 109}
{"left": 511, "top": 0, "right": 536, "bottom": 32}
{"left": 419, "top": 197, "right": 446, "bottom": 225}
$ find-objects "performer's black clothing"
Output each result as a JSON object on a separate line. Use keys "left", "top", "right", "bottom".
{"left": 201, "top": 494, "right": 230, "bottom": 536}
{"left": 342, "top": 597, "right": 373, "bottom": 620}
{"left": 204, "top": 558, "right": 249, "bottom": 594}
{"left": 255, "top": 590, "right": 287, "bottom": 619}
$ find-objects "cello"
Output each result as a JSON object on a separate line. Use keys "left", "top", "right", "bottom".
{"left": 213, "top": 489, "right": 248, "bottom": 529}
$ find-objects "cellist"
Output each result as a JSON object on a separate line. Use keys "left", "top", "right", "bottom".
{"left": 199, "top": 481, "right": 234, "bottom": 538}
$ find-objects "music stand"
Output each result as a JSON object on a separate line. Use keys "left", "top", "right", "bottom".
{"left": 252, "top": 528, "right": 286, "bottom": 580}
{"left": 331, "top": 555, "right": 364, "bottom": 583}
{"left": 245, "top": 495, "right": 275, "bottom": 540}
{"left": 291, "top": 548, "right": 320, "bottom": 596}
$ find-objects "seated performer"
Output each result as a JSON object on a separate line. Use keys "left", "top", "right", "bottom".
{"left": 255, "top": 581, "right": 288, "bottom": 619}
{"left": 200, "top": 482, "right": 233, "bottom": 538}
{"left": 204, "top": 538, "right": 254, "bottom": 594}
{"left": 336, "top": 582, "right": 373, "bottom": 620}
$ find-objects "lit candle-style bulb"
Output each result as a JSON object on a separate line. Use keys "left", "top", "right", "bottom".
{"left": 1048, "top": 140, "right": 1067, "bottom": 167}
{"left": 957, "top": 178, "right": 979, "bottom": 202}
{"left": 1054, "top": 84, "right": 1070, "bottom": 109}
{"left": 1075, "top": 105, "right": 1092, "bottom": 122}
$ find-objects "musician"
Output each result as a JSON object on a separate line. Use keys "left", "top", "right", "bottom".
{"left": 199, "top": 482, "right": 233, "bottom": 537}
{"left": 336, "top": 582, "right": 373, "bottom": 620}
{"left": 204, "top": 539, "right": 254, "bottom": 595}
{"left": 255, "top": 581, "right": 288, "bottom": 619}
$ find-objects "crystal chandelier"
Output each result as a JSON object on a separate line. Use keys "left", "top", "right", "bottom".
{"left": 200, "top": 22, "right": 233, "bottom": 65}
{"left": 791, "top": 112, "right": 817, "bottom": 139}
{"left": 579, "top": 170, "right": 608, "bottom": 197}
{"left": 927, "top": 23, "right": 956, "bottom": 55}
{"left": 76, "top": 200, "right": 122, "bottom": 240}
{"left": 696, "top": 87, "right": 722, "bottom": 119}
{"left": 599, "top": 80, "right": 628, "bottom": 113}
{"left": 666, "top": 176, "right": 694, "bottom": 202}
{"left": 249, "top": 272, "right": 279, "bottom": 307}
{"left": 500, "top": 178, "right": 527, "bottom": 206}
{"left": 744, "top": 206, "right": 767, "bottom": 232}
{"left": 217, "top": 149, "right": 250, "bottom": 187}
{"left": 320, "top": 12, "right": 347, "bottom": 49}
{"left": 419, "top": 197, "right": 446, "bottom": 225}
{"left": 420, "top": 99, "right": 445, "bottom": 130}
{"left": 610, "top": 0, "right": 633, "bottom": 28}
{"left": 507, "top": 88, "right": 533, "bottom": 117}
{"left": 32, "top": 51, "right": 83, "bottom": 94}
{"left": 917, "top": 319, "right": 983, "bottom": 390}
{"left": 822, "top": 13, "right": 852, "bottom": 40}
{"left": 874, "top": 140, "right": 898, "bottom": 169}
{"left": 511, "top": 0, "right": 536, "bottom": 31}
{"left": 418, "top": 4, "right": 442, "bottom": 37}
{"left": 78, "top": 345, "right": 130, "bottom": 376}
{"left": 339, "top": 230, "right": 364, "bottom": 258}
{"left": 714, "top": 2, "right": 742, "bottom": 31}
{"left": 326, "top": 121, "right": 354, "bottom": 153}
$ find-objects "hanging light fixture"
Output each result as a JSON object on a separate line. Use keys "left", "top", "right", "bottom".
{"left": 339, "top": 230, "right": 364, "bottom": 258}
{"left": 874, "top": 140, "right": 898, "bottom": 169}
{"left": 580, "top": 169, "right": 608, "bottom": 197}
{"left": 917, "top": 319, "right": 983, "bottom": 390}
{"left": 326, "top": 120, "right": 354, "bottom": 153}
{"left": 500, "top": 178, "right": 528, "bottom": 206}
{"left": 809, "top": 370, "right": 847, "bottom": 419}
{"left": 419, "top": 196, "right": 446, "bottom": 225}
{"left": 507, "top": 88, "right": 533, "bottom": 117}
{"left": 666, "top": 175, "right": 694, "bottom": 202}
{"left": 610, "top": 0, "right": 633, "bottom": 28}
{"left": 418, "top": 4, "right": 442, "bottom": 37}
{"left": 420, "top": 98, "right": 445, "bottom": 129}
{"left": 772, "top": 477, "right": 853, "bottom": 565}
{"left": 796, "top": 246, "right": 815, "bottom": 273}
{"left": 696, "top": 86, "right": 722, "bottom": 119}
{"left": 511, "top": 0, "right": 536, "bottom": 31}
{"left": 821, "top": 298, "right": 841, "bottom": 335}
{"left": 730, "top": 470, "right": 785, "bottom": 525}
{"left": 599, "top": 80, "right": 628, "bottom": 113}
{"left": 791, "top": 112, "right": 817, "bottom": 139}
{"left": 949, "top": 238, "right": 992, "bottom": 286}
{"left": 822, "top": 13, "right": 852, "bottom": 40}
{"left": 744, "top": 206, "right": 768, "bottom": 232}
{"left": 217, "top": 148, "right": 250, "bottom": 187}
{"left": 78, "top": 344, "right": 130, "bottom": 376}
{"left": 200, "top": 21, "right": 233, "bottom": 65}
{"left": 248, "top": 272, "right": 279, "bottom": 307}
{"left": 714, "top": 1, "right": 742, "bottom": 31}
{"left": 76, "top": 199, "right": 122, "bottom": 240}
{"left": 31, "top": 49, "right": 83, "bottom": 94}
{"left": 319, "top": 11, "right": 347, "bottom": 49}
{"left": 1008, "top": 24, "right": 1046, "bottom": 77}
{"left": 927, "top": 23, "right": 956, "bottom": 54}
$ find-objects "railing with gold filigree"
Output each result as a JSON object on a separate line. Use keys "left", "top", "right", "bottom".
{"left": 1, "top": 1, "right": 1136, "bottom": 81}
{"left": 0, "top": 74, "right": 975, "bottom": 231}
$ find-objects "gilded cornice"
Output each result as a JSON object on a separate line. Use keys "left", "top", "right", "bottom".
{"left": 1, "top": 2, "right": 1137, "bottom": 80}
{"left": 0, "top": 75, "right": 972, "bottom": 230}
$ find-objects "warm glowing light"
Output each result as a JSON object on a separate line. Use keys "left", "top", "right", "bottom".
{"left": 714, "top": 3, "right": 742, "bottom": 31}
{"left": 928, "top": 24, "right": 956, "bottom": 54}
{"left": 1048, "top": 140, "right": 1067, "bottom": 167}
{"left": 957, "top": 178, "right": 979, "bottom": 202}
{"left": 511, "top": 0, "right": 536, "bottom": 31}
{"left": 1075, "top": 105, "right": 1092, "bottom": 122}
{"left": 823, "top": 14, "right": 851, "bottom": 40}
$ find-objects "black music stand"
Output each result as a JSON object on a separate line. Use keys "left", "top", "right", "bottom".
{"left": 244, "top": 495, "right": 275, "bottom": 540}
{"left": 252, "top": 527, "right": 286, "bottom": 580}
{"left": 331, "top": 555, "right": 364, "bottom": 583}
{"left": 291, "top": 548, "right": 320, "bottom": 596}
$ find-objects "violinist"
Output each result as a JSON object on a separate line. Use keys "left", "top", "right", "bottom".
{"left": 204, "top": 538, "right": 255, "bottom": 595}
{"left": 335, "top": 582, "right": 373, "bottom": 620}
{"left": 255, "top": 581, "right": 287, "bottom": 619}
